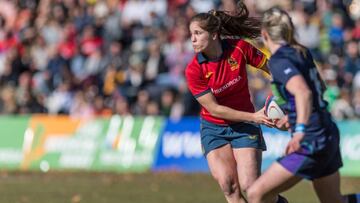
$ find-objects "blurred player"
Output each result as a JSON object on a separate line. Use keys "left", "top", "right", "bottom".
{"left": 185, "top": 1, "right": 274, "bottom": 202}
{"left": 247, "top": 8, "right": 360, "bottom": 203}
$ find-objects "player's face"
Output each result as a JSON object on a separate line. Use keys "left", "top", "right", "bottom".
{"left": 189, "top": 21, "right": 212, "bottom": 53}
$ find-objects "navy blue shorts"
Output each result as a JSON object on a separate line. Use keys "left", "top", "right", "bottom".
{"left": 200, "top": 119, "right": 267, "bottom": 157}
{"left": 277, "top": 121, "right": 343, "bottom": 180}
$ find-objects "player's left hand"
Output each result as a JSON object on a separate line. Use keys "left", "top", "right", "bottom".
{"left": 274, "top": 115, "right": 290, "bottom": 131}
{"left": 285, "top": 132, "right": 305, "bottom": 155}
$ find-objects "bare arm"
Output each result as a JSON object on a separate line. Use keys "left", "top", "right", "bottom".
{"left": 196, "top": 92, "right": 273, "bottom": 125}
{"left": 284, "top": 75, "right": 313, "bottom": 154}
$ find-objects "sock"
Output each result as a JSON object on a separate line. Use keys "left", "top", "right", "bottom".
{"left": 345, "top": 193, "right": 360, "bottom": 203}
{"left": 277, "top": 195, "right": 288, "bottom": 203}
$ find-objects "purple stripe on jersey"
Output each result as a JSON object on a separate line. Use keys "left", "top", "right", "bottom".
{"left": 288, "top": 97, "right": 296, "bottom": 113}
{"left": 279, "top": 152, "right": 306, "bottom": 174}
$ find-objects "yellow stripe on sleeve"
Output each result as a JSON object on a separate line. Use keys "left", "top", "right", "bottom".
{"left": 256, "top": 54, "right": 267, "bottom": 69}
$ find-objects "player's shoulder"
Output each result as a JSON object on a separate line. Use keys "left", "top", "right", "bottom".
{"left": 270, "top": 45, "right": 312, "bottom": 67}
{"left": 185, "top": 55, "right": 202, "bottom": 76}
{"left": 269, "top": 54, "right": 289, "bottom": 67}
{"left": 268, "top": 53, "right": 298, "bottom": 75}
{"left": 186, "top": 55, "right": 201, "bottom": 69}
{"left": 269, "top": 46, "right": 295, "bottom": 65}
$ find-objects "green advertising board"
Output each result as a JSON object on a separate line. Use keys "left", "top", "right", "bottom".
{"left": 24, "top": 115, "right": 163, "bottom": 172}
{"left": 338, "top": 120, "right": 360, "bottom": 176}
{"left": 26, "top": 117, "right": 109, "bottom": 171}
{"left": 0, "top": 115, "right": 359, "bottom": 176}
{"left": 0, "top": 116, "right": 29, "bottom": 169}
{"left": 93, "top": 116, "right": 164, "bottom": 172}
{"left": 0, "top": 116, "right": 30, "bottom": 169}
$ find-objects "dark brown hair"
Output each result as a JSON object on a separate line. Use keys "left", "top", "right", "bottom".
{"left": 189, "top": 1, "right": 261, "bottom": 39}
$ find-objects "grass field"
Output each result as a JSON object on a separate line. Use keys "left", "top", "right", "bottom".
{"left": 0, "top": 171, "right": 359, "bottom": 203}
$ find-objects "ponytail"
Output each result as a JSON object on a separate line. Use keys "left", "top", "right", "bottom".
{"left": 190, "top": 0, "right": 261, "bottom": 39}
{"left": 289, "top": 35, "right": 307, "bottom": 57}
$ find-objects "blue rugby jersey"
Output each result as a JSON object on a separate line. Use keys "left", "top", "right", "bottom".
{"left": 268, "top": 45, "right": 331, "bottom": 137}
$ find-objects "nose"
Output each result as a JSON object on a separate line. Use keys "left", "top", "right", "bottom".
{"left": 191, "top": 34, "right": 196, "bottom": 42}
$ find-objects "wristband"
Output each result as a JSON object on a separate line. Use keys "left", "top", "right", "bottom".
{"left": 295, "top": 123, "right": 306, "bottom": 133}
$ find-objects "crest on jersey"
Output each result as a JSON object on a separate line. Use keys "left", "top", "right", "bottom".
{"left": 227, "top": 57, "right": 239, "bottom": 71}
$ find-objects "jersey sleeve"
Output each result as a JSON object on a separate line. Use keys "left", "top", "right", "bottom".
{"left": 241, "top": 40, "right": 267, "bottom": 68}
{"left": 269, "top": 58, "right": 301, "bottom": 85}
{"left": 185, "top": 62, "right": 211, "bottom": 98}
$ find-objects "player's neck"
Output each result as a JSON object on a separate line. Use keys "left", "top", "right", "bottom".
{"left": 269, "top": 42, "right": 283, "bottom": 54}
{"left": 204, "top": 41, "right": 223, "bottom": 61}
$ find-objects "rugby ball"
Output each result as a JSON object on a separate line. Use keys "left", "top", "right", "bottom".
{"left": 265, "top": 95, "right": 285, "bottom": 120}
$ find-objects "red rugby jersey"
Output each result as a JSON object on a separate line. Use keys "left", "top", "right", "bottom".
{"left": 185, "top": 39, "right": 267, "bottom": 125}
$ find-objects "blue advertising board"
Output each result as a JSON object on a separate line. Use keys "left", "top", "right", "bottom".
{"left": 152, "top": 118, "right": 360, "bottom": 177}
{"left": 152, "top": 117, "right": 209, "bottom": 172}
{"left": 261, "top": 127, "right": 290, "bottom": 170}
{"left": 152, "top": 118, "right": 290, "bottom": 173}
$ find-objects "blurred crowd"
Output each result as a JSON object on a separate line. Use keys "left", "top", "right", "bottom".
{"left": 0, "top": 0, "right": 359, "bottom": 120}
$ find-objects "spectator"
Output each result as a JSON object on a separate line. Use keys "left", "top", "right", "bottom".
{"left": 328, "top": 13, "right": 345, "bottom": 55}
{"left": 331, "top": 88, "right": 355, "bottom": 120}
{"left": 113, "top": 97, "right": 131, "bottom": 116}
{"left": 296, "top": 12, "right": 322, "bottom": 60}
{"left": 0, "top": 85, "right": 17, "bottom": 114}
{"left": 144, "top": 40, "right": 168, "bottom": 85}
{"left": 132, "top": 89, "right": 150, "bottom": 115}
{"left": 0, "top": 0, "right": 358, "bottom": 121}
{"left": 344, "top": 40, "right": 360, "bottom": 80}
{"left": 145, "top": 100, "right": 159, "bottom": 116}
{"left": 352, "top": 19, "right": 360, "bottom": 40}
{"left": 353, "top": 89, "right": 360, "bottom": 118}
{"left": 69, "top": 91, "right": 95, "bottom": 119}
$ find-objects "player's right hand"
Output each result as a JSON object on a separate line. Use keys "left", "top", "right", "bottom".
{"left": 253, "top": 107, "right": 274, "bottom": 127}
{"left": 285, "top": 132, "right": 304, "bottom": 155}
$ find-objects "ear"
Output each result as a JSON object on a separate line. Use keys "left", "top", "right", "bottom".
{"left": 261, "top": 29, "right": 269, "bottom": 41}
{"left": 211, "top": 33, "right": 218, "bottom": 40}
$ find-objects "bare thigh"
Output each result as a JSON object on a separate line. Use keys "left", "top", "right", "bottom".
{"left": 207, "top": 144, "right": 238, "bottom": 180}
{"left": 313, "top": 171, "right": 344, "bottom": 203}
{"left": 233, "top": 148, "right": 262, "bottom": 192}
{"left": 249, "top": 162, "right": 302, "bottom": 201}
{"left": 207, "top": 144, "right": 246, "bottom": 202}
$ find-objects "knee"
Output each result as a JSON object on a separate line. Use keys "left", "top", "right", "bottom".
{"left": 214, "top": 175, "right": 239, "bottom": 196}
{"left": 239, "top": 179, "right": 253, "bottom": 196}
{"left": 247, "top": 185, "right": 263, "bottom": 203}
